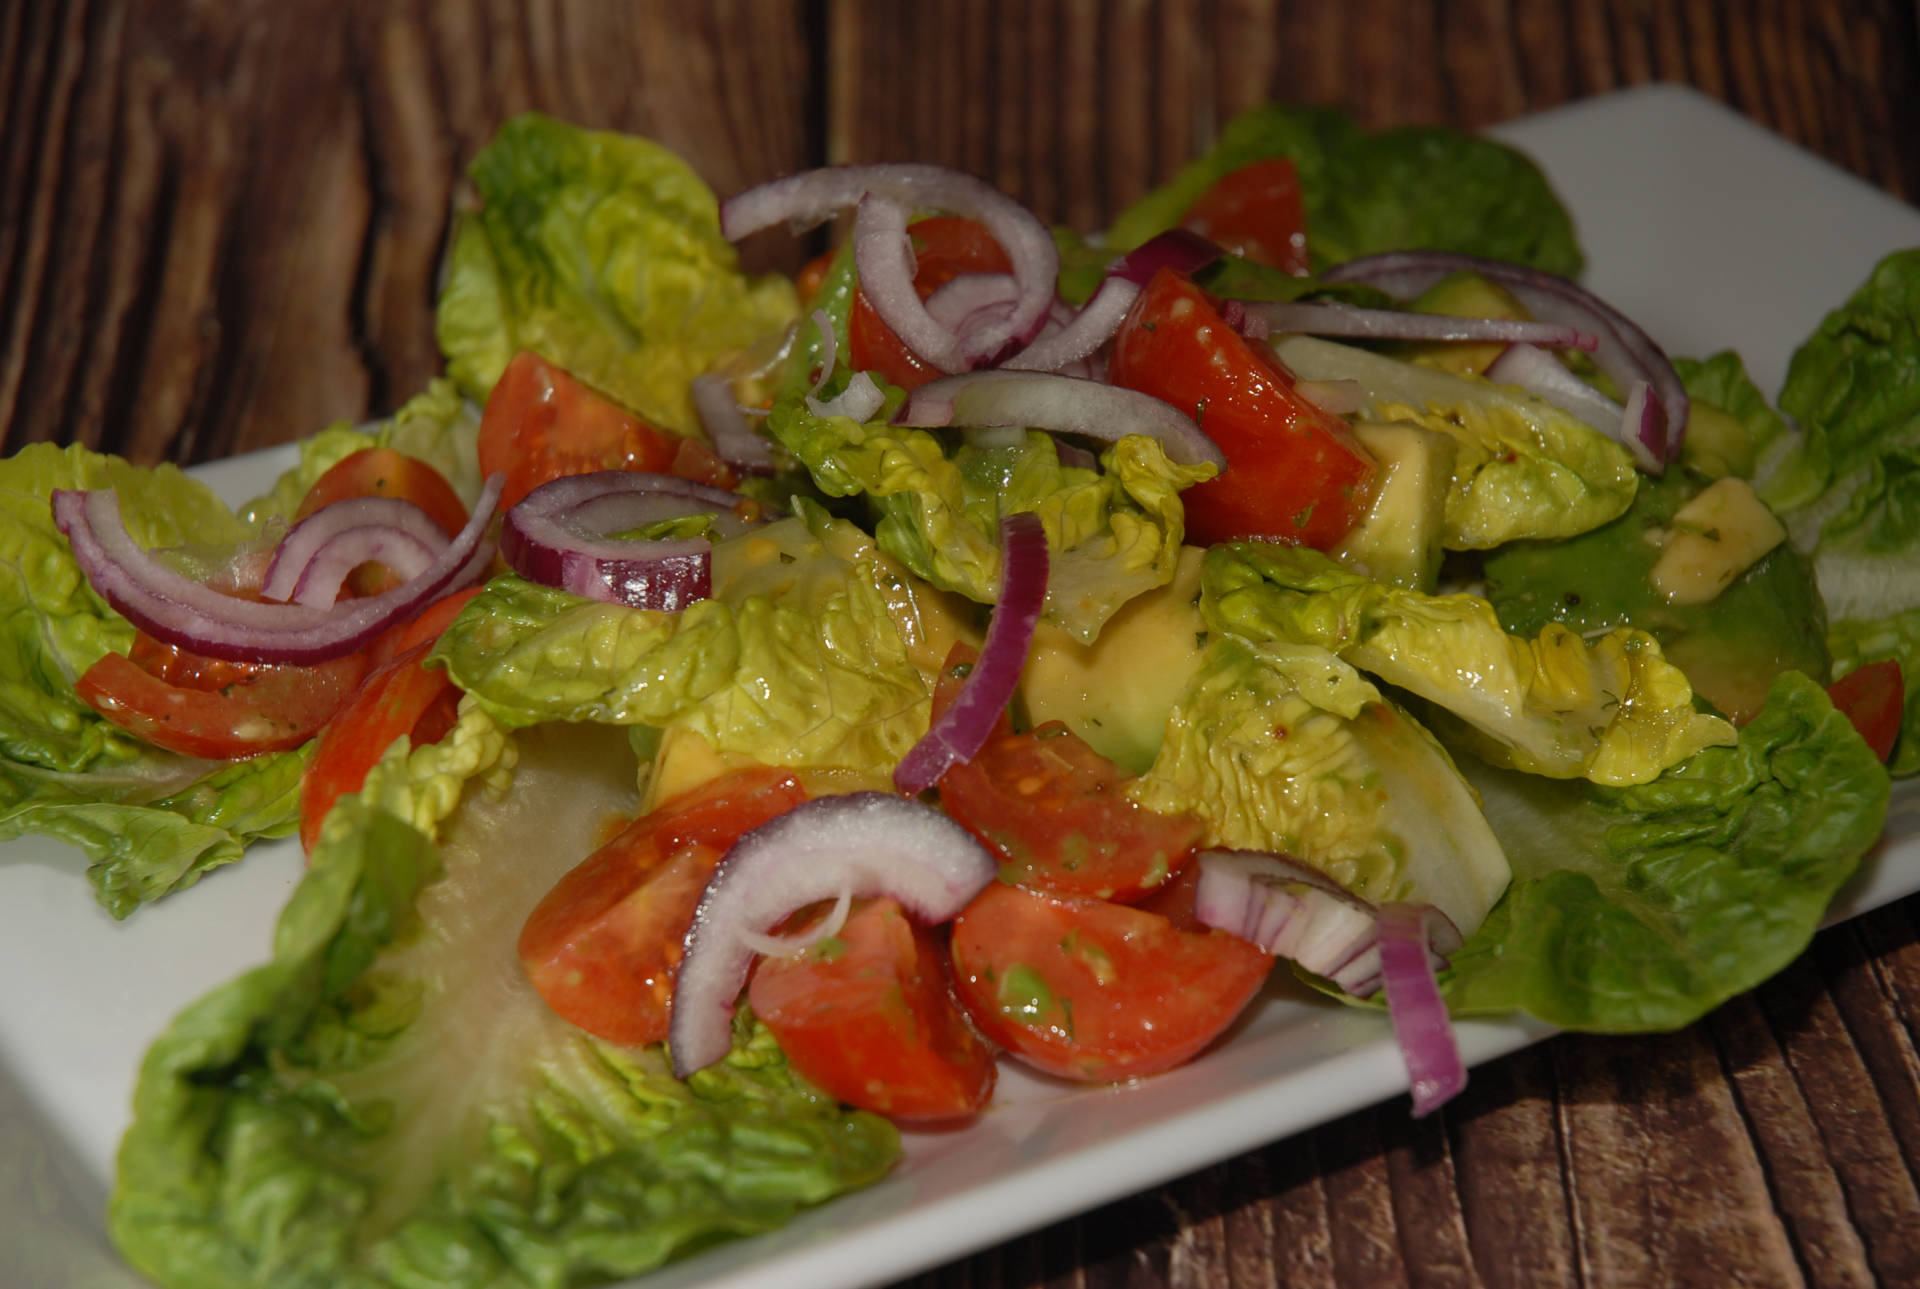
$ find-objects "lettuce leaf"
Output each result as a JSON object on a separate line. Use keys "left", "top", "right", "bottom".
{"left": 1203, "top": 542, "right": 1735, "bottom": 785}
{"left": 434, "top": 503, "right": 965, "bottom": 775}
{"left": 110, "top": 706, "right": 897, "bottom": 1289}
{"left": 435, "top": 112, "right": 797, "bottom": 433}
{"left": 1442, "top": 671, "right": 1888, "bottom": 1029}
{"left": 1102, "top": 102, "right": 1582, "bottom": 277}
{"left": 0, "top": 443, "right": 302, "bottom": 914}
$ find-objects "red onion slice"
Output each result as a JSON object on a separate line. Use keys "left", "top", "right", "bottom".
{"left": 722, "top": 163, "right": 1059, "bottom": 370}
{"left": 691, "top": 370, "right": 776, "bottom": 475}
{"left": 893, "top": 511, "right": 1049, "bottom": 796}
{"left": 923, "top": 272, "right": 1019, "bottom": 341}
{"left": 895, "top": 370, "right": 1227, "bottom": 471}
{"left": 287, "top": 527, "right": 442, "bottom": 608}
{"left": 669, "top": 791, "right": 998, "bottom": 1076}
{"left": 1483, "top": 342, "right": 1664, "bottom": 474}
{"left": 1323, "top": 250, "right": 1687, "bottom": 462}
{"left": 1001, "top": 275, "right": 1141, "bottom": 373}
{"left": 855, "top": 194, "right": 970, "bottom": 373}
{"left": 261, "top": 495, "right": 452, "bottom": 604}
{"left": 499, "top": 471, "right": 762, "bottom": 612}
{"left": 1106, "top": 228, "right": 1226, "bottom": 286}
{"left": 1192, "top": 849, "right": 1381, "bottom": 981}
{"left": 1245, "top": 301, "right": 1598, "bottom": 351}
{"left": 808, "top": 370, "right": 887, "bottom": 423}
{"left": 1376, "top": 903, "right": 1467, "bottom": 1118}
{"left": 52, "top": 475, "right": 503, "bottom": 665}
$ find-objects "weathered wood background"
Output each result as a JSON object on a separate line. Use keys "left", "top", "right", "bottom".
{"left": 6, "top": 3, "right": 1920, "bottom": 1286}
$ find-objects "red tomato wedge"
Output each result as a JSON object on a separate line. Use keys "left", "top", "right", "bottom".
{"left": 848, "top": 216, "right": 1013, "bottom": 391}
{"left": 1828, "top": 658, "right": 1905, "bottom": 762}
{"left": 1107, "top": 268, "right": 1376, "bottom": 549}
{"left": 518, "top": 768, "right": 811, "bottom": 1047}
{"left": 297, "top": 640, "right": 461, "bottom": 852}
{"left": 479, "top": 351, "right": 692, "bottom": 509}
{"left": 948, "top": 881, "right": 1273, "bottom": 1082}
{"left": 1182, "top": 158, "right": 1312, "bottom": 276}
{"left": 749, "top": 897, "right": 996, "bottom": 1122}
{"left": 77, "top": 646, "right": 368, "bottom": 761}
{"left": 938, "top": 721, "right": 1202, "bottom": 902}
{"left": 368, "top": 585, "right": 484, "bottom": 668}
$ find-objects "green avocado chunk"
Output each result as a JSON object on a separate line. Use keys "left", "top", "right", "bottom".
{"left": 1482, "top": 468, "right": 1829, "bottom": 724}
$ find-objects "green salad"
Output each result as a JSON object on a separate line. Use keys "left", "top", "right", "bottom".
{"left": 0, "top": 105, "right": 1911, "bottom": 1288}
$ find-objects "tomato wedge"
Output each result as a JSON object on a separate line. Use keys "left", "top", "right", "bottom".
{"left": 950, "top": 881, "right": 1272, "bottom": 1082}
{"left": 848, "top": 216, "right": 1012, "bottom": 391}
{"left": 1182, "top": 158, "right": 1311, "bottom": 276}
{"left": 938, "top": 720, "right": 1202, "bottom": 902}
{"left": 518, "top": 768, "right": 810, "bottom": 1046}
{"left": 1828, "top": 658, "right": 1905, "bottom": 762}
{"left": 1107, "top": 268, "right": 1376, "bottom": 549}
{"left": 77, "top": 646, "right": 368, "bottom": 761}
{"left": 479, "top": 351, "right": 695, "bottom": 509}
{"left": 748, "top": 897, "right": 996, "bottom": 1121}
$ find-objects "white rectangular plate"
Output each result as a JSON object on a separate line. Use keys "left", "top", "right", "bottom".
{"left": 4, "top": 82, "right": 1918, "bottom": 1289}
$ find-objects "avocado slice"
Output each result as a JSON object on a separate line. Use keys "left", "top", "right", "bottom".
{"left": 1482, "top": 468, "right": 1828, "bottom": 723}
{"left": 1330, "top": 421, "right": 1457, "bottom": 592}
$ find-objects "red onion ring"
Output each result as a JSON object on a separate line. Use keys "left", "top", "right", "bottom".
{"left": 1192, "top": 849, "right": 1381, "bottom": 982}
{"left": 1245, "top": 301, "right": 1599, "bottom": 351}
{"left": 1002, "top": 274, "right": 1141, "bottom": 373}
{"left": 1106, "top": 228, "right": 1226, "bottom": 286}
{"left": 1483, "top": 342, "right": 1663, "bottom": 473}
{"left": 261, "top": 496, "right": 451, "bottom": 604}
{"left": 1376, "top": 902, "right": 1468, "bottom": 1117}
{"left": 809, "top": 371, "right": 887, "bottom": 422}
{"left": 893, "top": 511, "right": 1050, "bottom": 796}
{"left": 287, "top": 527, "right": 442, "bottom": 608}
{"left": 855, "top": 194, "right": 970, "bottom": 373}
{"left": 52, "top": 475, "right": 504, "bottom": 665}
{"left": 691, "top": 370, "right": 775, "bottom": 475}
{"left": 1322, "top": 250, "right": 1687, "bottom": 462}
{"left": 722, "top": 163, "right": 1060, "bottom": 370}
{"left": 499, "top": 471, "right": 757, "bottom": 612}
{"left": 894, "top": 370, "right": 1227, "bottom": 471}
{"left": 669, "top": 791, "right": 998, "bottom": 1076}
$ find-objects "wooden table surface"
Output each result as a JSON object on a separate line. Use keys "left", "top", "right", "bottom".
{"left": 7, "top": 3, "right": 1920, "bottom": 1287}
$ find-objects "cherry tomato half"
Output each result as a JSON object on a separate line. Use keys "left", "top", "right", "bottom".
{"left": 1107, "top": 268, "right": 1376, "bottom": 549}
{"left": 77, "top": 646, "right": 368, "bottom": 761}
{"left": 478, "top": 351, "right": 690, "bottom": 509}
{"left": 749, "top": 897, "right": 996, "bottom": 1122}
{"left": 1182, "top": 158, "right": 1312, "bottom": 276}
{"left": 1828, "top": 658, "right": 1905, "bottom": 763}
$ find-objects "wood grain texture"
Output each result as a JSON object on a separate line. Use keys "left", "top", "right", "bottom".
{"left": 4, "top": 3, "right": 1919, "bottom": 1288}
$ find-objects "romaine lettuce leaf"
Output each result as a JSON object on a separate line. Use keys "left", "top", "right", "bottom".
{"left": 1442, "top": 671, "right": 1888, "bottom": 1029}
{"left": 434, "top": 112, "right": 797, "bottom": 434}
{"left": 1203, "top": 542, "right": 1736, "bottom": 785}
{"left": 434, "top": 502, "right": 969, "bottom": 775}
{"left": 1102, "top": 102, "right": 1582, "bottom": 276}
{"left": 110, "top": 707, "right": 897, "bottom": 1289}
{"left": 1132, "top": 635, "right": 1510, "bottom": 936}
{"left": 1273, "top": 335, "right": 1638, "bottom": 548}
{"left": 0, "top": 443, "right": 301, "bottom": 914}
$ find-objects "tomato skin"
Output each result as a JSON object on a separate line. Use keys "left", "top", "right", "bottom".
{"left": 1182, "top": 158, "right": 1311, "bottom": 276}
{"left": 1107, "top": 268, "right": 1376, "bottom": 549}
{"left": 848, "top": 217, "right": 1013, "bottom": 391}
{"left": 77, "top": 647, "right": 368, "bottom": 761}
{"left": 479, "top": 351, "right": 685, "bottom": 509}
{"left": 1828, "top": 658, "right": 1905, "bottom": 762}
{"left": 749, "top": 897, "right": 996, "bottom": 1122}
{"left": 948, "top": 881, "right": 1273, "bottom": 1082}
{"left": 518, "top": 768, "right": 811, "bottom": 1046}
{"left": 938, "top": 721, "right": 1202, "bottom": 902}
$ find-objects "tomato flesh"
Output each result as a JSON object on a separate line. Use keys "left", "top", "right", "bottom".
{"left": 938, "top": 721, "right": 1202, "bottom": 901}
{"left": 848, "top": 216, "right": 1013, "bottom": 391}
{"left": 749, "top": 897, "right": 996, "bottom": 1121}
{"left": 518, "top": 768, "right": 811, "bottom": 1046}
{"left": 479, "top": 351, "right": 687, "bottom": 509}
{"left": 949, "top": 881, "right": 1273, "bottom": 1082}
{"left": 1182, "top": 158, "right": 1311, "bottom": 276}
{"left": 1828, "top": 658, "right": 1905, "bottom": 762}
{"left": 77, "top": 646, "right": 368, "bottom": 761}
{"left": 1107, "top": 268, "right": 1376, "bottom": 549}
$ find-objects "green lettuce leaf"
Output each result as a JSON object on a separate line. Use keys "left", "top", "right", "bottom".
{"left": 434, "top": 112, "right": 797, "bottom": 433}
{"left": 764, "top": 389, "right": 1211, "bottom": 641}
{"left": 1132, "top": 635, "right": 1511, "bottom": 935}
{"left": 1203, "top": 542, "right": 1735, "bottom": 785}
{"left": 1103, "top": 102, "right": 1582, "bottom": 276}
{"left": 111, "top": 706, "right": 897, "bottom": 1289}
{"left": 0, "top": 443, "right": 302, "bottom": 914}
{"left": 1272, "top": 335, "right": 1638, "bottom": 548}
{"left": 1442, "top": 671, "right": 1888, "bottom": 1029}
{"left": 434, "top": 502, "right": 958, "bottom": 774}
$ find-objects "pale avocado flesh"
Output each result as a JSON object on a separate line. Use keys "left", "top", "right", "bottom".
{"left": 1481, "top": 468, "right": 1828, "bottom": 724}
